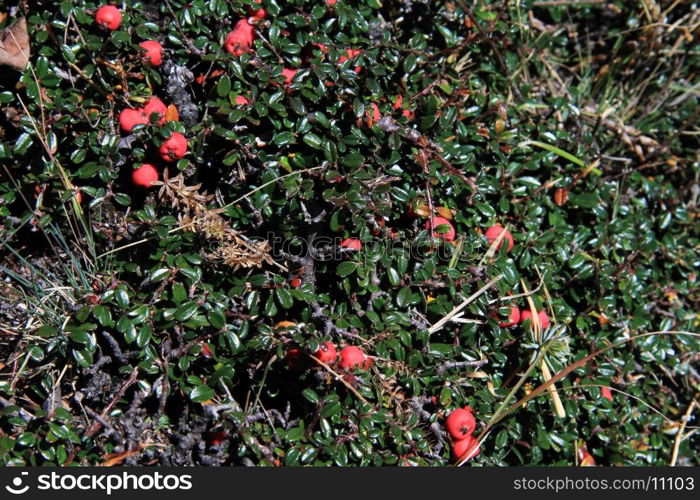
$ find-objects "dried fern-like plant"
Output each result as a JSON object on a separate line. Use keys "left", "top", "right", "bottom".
{"left": 154, "top": 169, "right": 280, "bottom": 271}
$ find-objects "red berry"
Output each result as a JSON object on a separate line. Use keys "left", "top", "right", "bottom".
{"left": 118, "top": 108, "right": 148, "bottom": 133}
{"left": 73, "top": 190, "right": 83, "bottom": 204}
{"left": 426, "top": 216, "right": 455, "bottom": 242}
{"left": 315, "top": 342, "right": 337, "bottom": 364}
{"left": 95, "top": 5, "right": 122, "bottom": 31}
{"left": 131, "top": 164, "right": 159, "bottom": 187}
{"left": 326, "top": 0, "right": 337, "bottom": 6}
{"left": 339, "top": 346, "right": 371, "bottom": 370}
{"left": 290, "top": 277, "right": 302, "bottom": 288}
{"left": 225, "top": 19, "right": 255, "bottom": 56}
{"left": 485, "top": 224, "right": 514, "bottom": 252}
{"left": 452, "top": 435, "right": 480, "bottom": 461}
{"left": 248, "top": 0, "right": 267, "bottom": 18}
{"left": 235, "top": 95, "right": 250, "bottom": 105}
{"left": 140, "top": 40, "right": 163, "bottom": 66}
{"left": 340, "top": 238, "right": 362, "bottom": 251}
{"left": 285, "top": 347, "right": 307, "bottom": 371}
{"left": 200, "top": 342, "right": 213, "bottom": 358}
{"left": 445, "top": 408, "right": 476, "bottom": 439}
{"left": 600, "top": 387, "right": 613, "bottom": 401}
{"left": 143, "top": 97, "right": 167, "bottom": 124}
{"left": 499, "top": 305, "right": 520, "bottom": 327}
{"left": 394, "top": 94, "right": 413, "bottom": 120}
{"left": 282, "top": 68, "right": 297, "bottom": 85}
{"left": 159, "top": 132, "right": 188, "bottom": 162}
{"left": 368, "top": 102, "right": 380, "bottom": 122}
{"left": 208, "top": 430, "right": 228, "bottom": 446}
{"left": 520, "top": 309, "right": 550, "bottom": 330}
{"left": 536, "top": 310, "right": 551, "bottom": 329}
{"left": 338, "top": 48, "right": 362, "bottom": 73}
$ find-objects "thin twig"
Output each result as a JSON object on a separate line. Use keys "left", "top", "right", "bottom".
{"left": 84, "top": 369, "right": 139, "bottom": 439}
{"left": 488, "top": 272, "right": 546, "bottom": 304}
{"left": 310, "top": 354, "right": 370, "bottom": 406}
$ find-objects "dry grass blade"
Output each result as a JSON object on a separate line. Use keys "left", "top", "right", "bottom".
{"left": 520, "top": 278, "right": 566, "bottom": 418}
{"left": 489, "top": 273, "right": 546, "bottom": 304}
{"left": 670, "top": 400, "right": 696, "bottom": 466}
{"left": 428, "top": 274, "right": 503, "bottom": 334}
{"left": 538, "top": 266, "right": 557, "bottom": 324}
{"left": 479, "top": 223, "right": 509, "bottom": 264}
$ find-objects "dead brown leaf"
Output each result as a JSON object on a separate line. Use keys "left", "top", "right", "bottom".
{"left": 0, "top": 17, "right": 30, "bottom": 71}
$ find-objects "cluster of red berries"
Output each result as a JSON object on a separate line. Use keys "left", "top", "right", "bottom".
{"left": 221, "top": 1, "right": 416, "bottom": 123}
{"left": 405, "top": 200, "right": 552, "bottom": 335}
{"left": 324, "top": 343, "right": 373, "bottom": 370}
{"left": 445, "top": 406, "right": 480, "bottom": 461}
{"left": 425, "top": 218, "right": 515, "bottom": 252}
{"left": 94, "top": 2, "right": 412, "bottom": 193}
{"left": 499, "top": 305, "right": 550, "bottom": 330}
{"left": 415, "top": 215, "right": 552, "bottom": 333}
{"left": 222, "top": 3, "right": 345, "bottom": 91}
{"left": 96, "top": 6, "right": 163, "bottom": 66}
{"left": 96, "top": 5, "right": 189, "bottom": 189}
{"left": 223, "top": 3, "right": 299, "bottom": 87}
{"left": 287, "top": 342, "right": 372, "bottom": 372}
{"left": 118, "top": 97, "right": 166, "bottom": 133}
{"left": 392, "top": 95, "right": 415, "bottom": 120}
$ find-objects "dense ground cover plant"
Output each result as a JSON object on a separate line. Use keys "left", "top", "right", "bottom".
{"left": 0, "top": 0, "right": 698, "bottom": 467}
